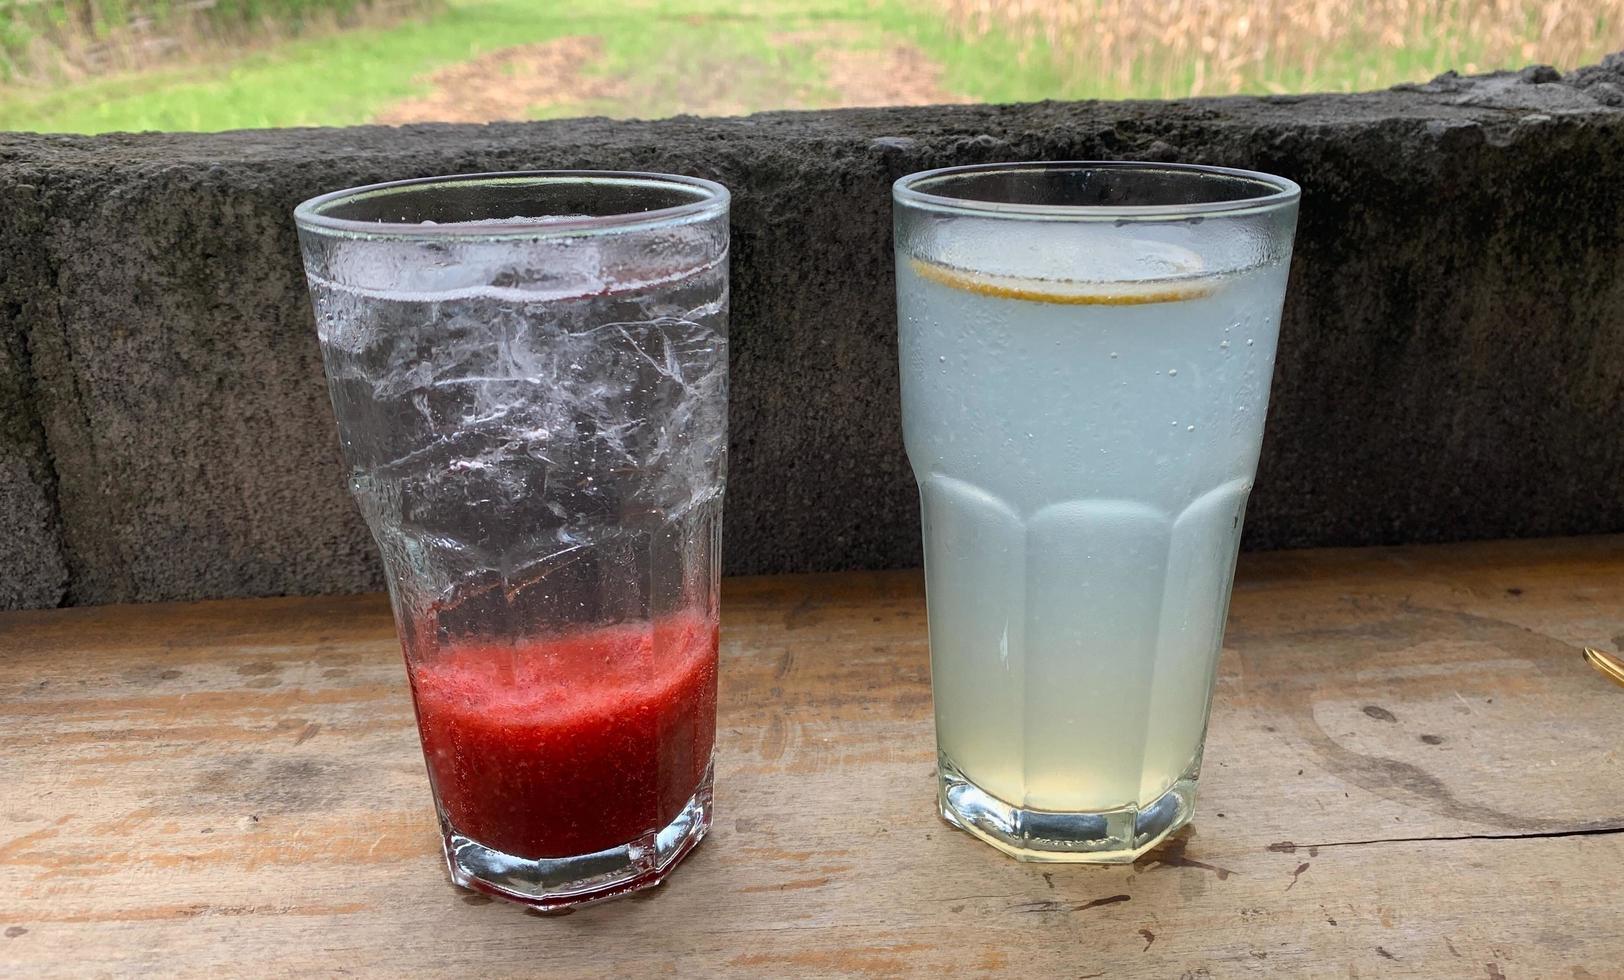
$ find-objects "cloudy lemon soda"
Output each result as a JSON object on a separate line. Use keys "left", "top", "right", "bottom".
{"left": 895, "top": 162, "right": 1299, "bottom": 861}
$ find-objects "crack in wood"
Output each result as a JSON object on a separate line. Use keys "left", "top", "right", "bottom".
{"left": 1268, "top": 824, "right": 1624, "bottom": 852}
{"left": 1010, "top": 894, "right": 1131, "bottom": 914}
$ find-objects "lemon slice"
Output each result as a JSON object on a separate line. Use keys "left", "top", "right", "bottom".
{"left": 909, "top": 256, "right": 1218, "bottom": 306}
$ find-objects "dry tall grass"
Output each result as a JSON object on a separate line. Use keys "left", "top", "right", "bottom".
{"left": 938, "top": 0, "right": 1624, "bottom": 97}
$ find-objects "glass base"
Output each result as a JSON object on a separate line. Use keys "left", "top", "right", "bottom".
{"left": 937, "top": 754, "right": 1198, "bottom": 863}
{"left": 440, "top": 766, "right": 713, "bottom": 910}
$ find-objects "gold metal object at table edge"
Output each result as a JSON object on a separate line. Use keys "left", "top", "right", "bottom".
{"left": 1582, "top": 647, "right": 1624, "bottom": 689}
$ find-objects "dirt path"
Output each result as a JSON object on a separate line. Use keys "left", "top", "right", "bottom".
{"left": 780, "top": 26, "right": 969, "bottom": 109}
{"left": 816, "top": 41, "right": 965, "bottom": 107}
{"left": 374, "top": 29, "right": 965, "bottom": 124}
{"left": 374, "top": 36, "right": 620, "bottom": 125}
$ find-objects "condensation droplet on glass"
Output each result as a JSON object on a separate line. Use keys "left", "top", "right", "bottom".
{"left": 1219, "top": 340, "right": 1230, "bottom": 349}
{"left": 1167, "top": 368, "right": 1178, "bottom": 376}
{"left": 938, "top": 355, "right": 946, "bottom": 362}
{"left": 1109, "top": 352, "right": 1118, "bottom": 359}
{"left": 1187, "top": 424, "right": 1196, "bottom": 432}
{"left": 1246, "top": 339, "right": 1254, "bottom": 346}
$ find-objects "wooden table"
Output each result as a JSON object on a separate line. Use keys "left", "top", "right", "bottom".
{"left": 3, "top": 537, "right": 1623, "bottom": 978}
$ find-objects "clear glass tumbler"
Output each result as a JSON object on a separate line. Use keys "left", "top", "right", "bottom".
{"left": 295, "top": 172, "right": 730, "bottom": 907}
{"left": 894, "top": 162, "right": 1299, "bottom": 861}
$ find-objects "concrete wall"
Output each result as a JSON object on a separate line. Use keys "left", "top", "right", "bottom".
{"left": 2, "top": 57, "right": 1622, "bottom": 609}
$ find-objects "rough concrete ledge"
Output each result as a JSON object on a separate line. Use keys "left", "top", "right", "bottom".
{"left": 2, "top": 57, "right": 1622, "bottom": 608}
{"left": 0, "top": 179, "right": 68, "bottom": 608}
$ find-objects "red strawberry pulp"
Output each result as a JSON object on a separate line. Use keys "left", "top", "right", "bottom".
{"left": 408, "top": 612, "right": 718, "bottom": 859}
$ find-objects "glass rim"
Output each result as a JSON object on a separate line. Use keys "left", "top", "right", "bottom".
{"left": 293, "top": 170, "right": 730, "bottom": 241}
{"left": 893, "top": 160, "right": 1301, "bottom": 221}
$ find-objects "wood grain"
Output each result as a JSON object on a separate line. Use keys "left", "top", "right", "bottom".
{"left": 3, "top": 536, "right": 1623, "bottom": 978}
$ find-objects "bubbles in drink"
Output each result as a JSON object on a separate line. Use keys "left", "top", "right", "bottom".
{"left": 898, "top": 253, "right": 1286, "bottom": 813}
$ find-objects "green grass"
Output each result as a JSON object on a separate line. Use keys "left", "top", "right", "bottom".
{"left": 0, "top": 0, "right": 1602, "bottom": 133}
{"left": 870, "top": 4, "right": 1069, "bottom": 105}
{"left": 0, "top": 0, "right": 970, "bottom": 133}
{"left": 2, "top": 0, "right": 581, "bottom": 132}
{"left": 548, "top": 0, "right": 859, "bottom": 121}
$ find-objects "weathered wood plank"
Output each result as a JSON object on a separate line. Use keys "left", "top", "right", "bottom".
{"left": 2, "top": 536, "right": 1622, "bottom": 977}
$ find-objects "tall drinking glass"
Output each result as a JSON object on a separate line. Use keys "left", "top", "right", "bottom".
{"left": 894, "top": 162, "right": 1299, "bottom": 861}
{"left": 295, "top": 172, "right": 730, "bottom": 907}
